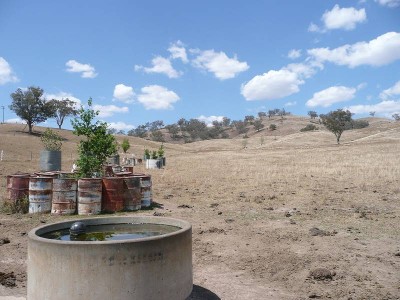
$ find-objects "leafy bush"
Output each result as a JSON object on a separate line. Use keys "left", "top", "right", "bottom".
{"left": 300, "top": 124, "right": 318, "bottom": 132}
{"left": 269, "top": 124, "right": 277, "bottom": 131}
{"left": 40, "top": 128, "right": 62, "bottom": 151}
{"left": 121, "top": 138, "right": 130, "bottom": 153}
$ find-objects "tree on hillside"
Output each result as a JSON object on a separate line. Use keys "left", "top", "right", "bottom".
{"left": 48, "top": 98, "right": 78, "bottom": 129}
{"left": 308, "top": 111, "right": 318, "bottom": 119}
{"left": 258, "top": 112, "right": 267, "bottom": 119}
{"left": 222, "top": 117, "right": 231, "bottom": 127}
{"left": 234, "top": 120, "right": 248, "bottom": 134}
{"left": 150, "top": 130, "right": 165, "bottom": 142}
{"left": 9, "top": 86, "right": 53, "bottom": 134}
{"left": 392, "top": 113, "right": 400, "bottom": 121}
{"left": 244, "top": 115, "right": 255, "bottom": 124}
{"left": 127, "top": 124, "right": 148, "bottom": 138}
{"left": 253, "top": 119, "right": 264, "bottom": 132}
{"left": 165, "top": 124, "right": 180, "bottom": 140}
{"left": 369, "top": 111, "right": 376, "bottom": 117}
{"left": 320, "top": 109, "right": 352, "bottom": 144}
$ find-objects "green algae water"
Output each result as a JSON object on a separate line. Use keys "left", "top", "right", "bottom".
{"left": 41, "top": 223, "right": 180, "bottom": 241}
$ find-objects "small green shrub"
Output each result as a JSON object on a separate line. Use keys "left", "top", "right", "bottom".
{"left": 269, "top": 124, "right": 277, "bottom": 131}
{"left": 1, "top": 196, "right": 29, "bottom": 214}
{"left": 40, "top": 128, "right": 62, "bottom": 151}
{"left": 300, "top": 124, "right": 318, "bottom": 132}
{"left": 121, "top": 138, "right": 130, "bottom": 153}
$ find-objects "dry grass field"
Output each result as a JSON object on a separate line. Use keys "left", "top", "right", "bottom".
{"left": 1, "top": 118, "right": 400, "bottom": 299}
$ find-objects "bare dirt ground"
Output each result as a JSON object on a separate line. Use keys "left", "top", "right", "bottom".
{"left": 0, "top": 120, "right": 400, "bottom": 299}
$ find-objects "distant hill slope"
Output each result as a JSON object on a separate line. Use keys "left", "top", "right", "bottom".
{"left": 0, "top": 116, "right": 398, "bottom": 162}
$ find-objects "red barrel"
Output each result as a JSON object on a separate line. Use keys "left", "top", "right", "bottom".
{"left": 51, "top": 178, "right": 77, "bottom": 215}
{"left": 123, "top": 177, "right": 141, "bottom": 211}
{"left": 6, "top": 174, "right": 30, "bottom": 204}
{"left": 77, "top": 178, "right": 102, "bottom": 215}
{"left": 102, "top": 177, "right": 124, "bottom": 212}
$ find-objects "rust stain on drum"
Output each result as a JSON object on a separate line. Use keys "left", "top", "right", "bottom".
{"left": 102, "top": 177, "right": 124, "bottom": 213}
{"left": 6, "top": 174, "right": 30, "bottom": 204}
{"left": 78, "top": 178, "right": 102, "bottom": 215}
{"left": 52, "top": 178, "right": 77, "bottom": 215}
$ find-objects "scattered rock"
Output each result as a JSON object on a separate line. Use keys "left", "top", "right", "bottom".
{"left": 309, "top": 268, "right": 336, "bottom": 281}
{"left": 265, "top": 207, "right": 274, "bottom": 211}
{"left": 0, "top": 238, "right": 10, "bottom": 245}
{"left": 285, "top": 211, "right": 292, "bottom": 217}
{"left": 163, "top": 194, "right": 174, "bottom": 199}
{"left": 40, "top": 220, "right": 46, "bottom": 224}
{"left": 217, "top": 212, "right": 222, "bottom": 215}
{"left": 0, "top": 272, "right": 16, "bottom": 287}
{"left": 289, "top": 219, "right": 296, "bottom": 225}
{"left": 199, "top": 227, "right": 226, "bottom": 234}
{"left": 209, "top": 203, "right": 219, "bottom": 208}
{"left": 309, "top": 293, "right": 322, "bottom": 298}
{"left": 178, "top": 204, "right": 193, "bottom": 209}
{"left": 225, "top": 219, "right": 235, "bottom": 223}
{"left": 153, "top": 212, "right": 165, "bottom": 217}
{"left": 309, "top": 227, "right": 337, "bottom": 236}
{"left": 394, "top": 252, "right": 400, "bottom": 257}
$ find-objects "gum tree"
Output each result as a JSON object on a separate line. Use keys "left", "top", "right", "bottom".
{"left": 9, "top": 86, "right": 53, "bottom": 134}
{"left": 320, "top": 109, "right": 352, "bottom": 144}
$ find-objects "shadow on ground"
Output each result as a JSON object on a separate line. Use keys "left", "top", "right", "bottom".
{"left": 186, "top": 285, "right": 221, "bottom": 300}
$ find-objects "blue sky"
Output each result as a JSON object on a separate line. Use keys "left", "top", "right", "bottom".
{"left": 1, "top": 0, "right": 399, "bottom": 132}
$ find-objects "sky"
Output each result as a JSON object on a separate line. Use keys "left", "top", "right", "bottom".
{"left": 0, "top": 0, "right": 400, "bottom": 132}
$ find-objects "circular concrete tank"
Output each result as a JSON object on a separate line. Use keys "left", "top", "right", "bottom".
{"left": 28, "top": 216, "right": 192, "bottom": 300}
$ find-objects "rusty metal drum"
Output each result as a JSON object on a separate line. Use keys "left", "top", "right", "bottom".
{"left": 123, "top": 176, "right": 141, "bottom": 211}
{"left": 29, "top": 177, "right": 53, "bottom": 213}
{"left": 132, "top": 174, "right": 152, "bottom": 207}
{"left": 51, "top": 178, "right": 77, "bottom": 215}
{"left": 77, "top": 178, "right": 102, "bottom": 215}
{"left": 6, "top": 174, "right": 30, "bottom": 205}
{"left": 102, "top": 177, "right": 124, "bottom": 213}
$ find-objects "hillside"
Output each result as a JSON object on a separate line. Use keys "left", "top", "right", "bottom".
{"left": 1, "top": 116, "right": 400, "bottom": 299}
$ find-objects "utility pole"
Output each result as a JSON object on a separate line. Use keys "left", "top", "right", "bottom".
{"left": 1, "top": 106, "right": 4, "bottom": 124}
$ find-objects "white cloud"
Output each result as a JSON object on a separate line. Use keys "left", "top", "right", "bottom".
{"left": 308, "top": 32, "right": 400, "bottom": 68}
{"left": 191, "top": 49, "right": 249, "bottom": 80}
{"left": 375, "top": 0, "right": 400, "bottom": 7}
{"left": 322, "top": 5, "right": 366, "bottom": 31}
{"left": 306, "top": 86, "right": 357, "bottom": 108}
{"left": 346, "top": 100, "right": 400, "bottom": 116}
{"left": 93, "top": 104, "right": 129, "bottom": 118}
{"left": 308, "top": 22, "right": 322, "bottom": 33}
{"left": 288, "top": 49, "right": 302, "bottom": 59}
{"left": 241, "top": 69, "right": 304, "bottom": 101}
{"left": 113, "top": 84, "right": 135, "bottom": 103}
{"left": 168, "top": 40, "right": 188, "bottom": 63}
{"left": 285, "top": 101, "right": 297, "bottom": 107}
{"left": 45, "top": 92, "right": 82, "bottom": 108}
{"left": 135, "top": 56, "right": 182, "bottom": 78}
{"left": 108, "top": 121, "right": 134, "bottom": 131}
{"left": 65, "top": 60, "right": 97, "bottom": 78}
{"left": 0, "top": 57, "right": 18, "bottom": 85}
{"left": 137, "top": 85, "right": 180, "bottom": 110}
{"left": 379, "top": 80, "right": 400, "bottom": 99}
{"left": 197, "top": 115, "right": 225, "bottom": 127}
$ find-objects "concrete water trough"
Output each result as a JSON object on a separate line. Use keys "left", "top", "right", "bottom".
{"left": 28, "top": 216, "right": 192, "bottom": 300}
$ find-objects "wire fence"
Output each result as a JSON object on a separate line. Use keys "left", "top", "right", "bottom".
{"left": 0, "top": 150, "right": 78, "bottom": 164}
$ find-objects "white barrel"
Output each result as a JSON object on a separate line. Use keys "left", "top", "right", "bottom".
{"left": 29, "top": 177, "right": 53, "bottom": 213}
